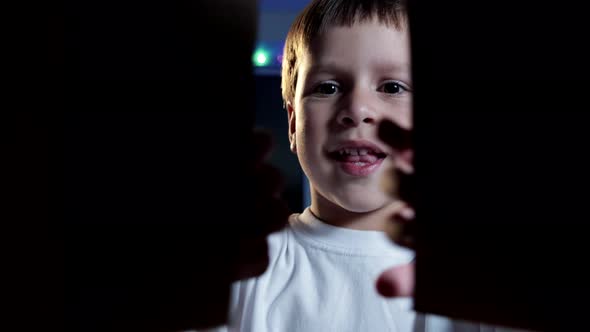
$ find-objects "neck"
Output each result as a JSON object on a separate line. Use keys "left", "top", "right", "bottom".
{"left": 309, "top": 193, "right": 403, "bottom": 232}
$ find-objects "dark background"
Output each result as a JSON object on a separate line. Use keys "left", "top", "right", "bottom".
{"left": 254, "top": 0, "right": 309, "bottom": 213}
{"left": 254, "top": 75, "right": 304, "bottom": 213}
{"left": 410, "top": 0, "right": 590, "bottom": 330}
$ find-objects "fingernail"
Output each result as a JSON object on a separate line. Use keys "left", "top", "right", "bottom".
{"left": 377, "top": 278, "right": 396, "bottom": 297}
{"left": 400, "top": 208, "right": 415, "bottom": 219}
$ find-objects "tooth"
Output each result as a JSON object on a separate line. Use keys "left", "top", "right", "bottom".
{"left": 359, "top": 149, "right": 368, "bottom": 156}
{"left": 349, "top": 149, "right": 358, "bottom": 156}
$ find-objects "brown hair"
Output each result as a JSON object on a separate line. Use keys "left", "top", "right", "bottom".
{"left": 281, "top": 0, "right": 408, "bottom": 105}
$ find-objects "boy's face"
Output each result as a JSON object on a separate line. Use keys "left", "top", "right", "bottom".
{"left": 288, "top": 20, "right": 411, "bottom": 214}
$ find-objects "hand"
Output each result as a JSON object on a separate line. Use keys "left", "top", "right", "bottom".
{"left": 230, "top": 130, "right": 291, "bottom": 280}
{"left": 376, "top": 119, "right": 416, "bottom": 297}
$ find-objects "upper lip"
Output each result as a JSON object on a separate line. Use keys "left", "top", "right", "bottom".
{"left": 328, "top": 140, "right": 388, "bottom": 155}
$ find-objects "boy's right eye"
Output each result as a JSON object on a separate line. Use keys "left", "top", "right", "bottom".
{"left": 313, "top": 82, "right": 339, "bottom": 95}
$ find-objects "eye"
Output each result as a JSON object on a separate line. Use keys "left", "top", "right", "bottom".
{"left": 313, "top": 82, "right": 339, "bottom": 95}
{"left": 379, "top": 81, "right": 410, "bottom": 95}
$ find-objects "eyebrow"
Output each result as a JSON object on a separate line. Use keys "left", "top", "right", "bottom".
{"left": 303, "top": 62, "right": 414, "bottom": 89}
{"left": 305, "top": 62, "right": 349, "bottom": 77}
{"left": 372, "top": 61, "right": 411, "bottom": 75}
{"left": 306, "top": 61, "right": 411, "bottom": 77}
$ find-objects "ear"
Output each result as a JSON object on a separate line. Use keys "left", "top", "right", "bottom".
{"left": 287, "top": 102, "right": 297, "bottom": 154}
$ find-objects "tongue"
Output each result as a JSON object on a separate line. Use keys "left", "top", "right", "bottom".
{"left": 341, "top": 154, "right": 378, "bottom": 163}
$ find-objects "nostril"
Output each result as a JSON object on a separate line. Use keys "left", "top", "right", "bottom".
{"left": 342, "top": 117, "right": 354, "bottom": 125}
{"left": 363, "top": 118, "right": 374, "bottom": 124}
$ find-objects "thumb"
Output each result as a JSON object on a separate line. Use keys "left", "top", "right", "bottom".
{"left": 376, "top": 262, "right": 415, "bottom": 297}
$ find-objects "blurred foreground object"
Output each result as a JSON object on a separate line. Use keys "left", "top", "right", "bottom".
{"left": 409, "top": 0, "right": 590, "bottom": 330}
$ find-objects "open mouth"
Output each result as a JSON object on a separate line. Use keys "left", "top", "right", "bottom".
{"left": 328, "top": 148, "right": 387, "bottom": 162}
{"left": 327, "top": 144, "right": 387, "bottom": 176}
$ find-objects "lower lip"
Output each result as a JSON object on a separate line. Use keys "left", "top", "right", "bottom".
{"left": 337, "top": 158, "right": 384, "bottom": 176}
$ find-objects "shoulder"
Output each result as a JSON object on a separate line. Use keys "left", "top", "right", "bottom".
{"left": 267, "top": 213, "right": 300, "bottom": 248}
{"left": 225, "top": 214, "right": 300, "bottom": 326}
{"left": 232, "top": 213, "right": 299, "bottom": 288}
{"left": 265, "top": 213, "right": 299, "bottom": 259}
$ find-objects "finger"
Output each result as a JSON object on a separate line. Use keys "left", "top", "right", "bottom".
{"left": 385, "top": 207, "right": 416, "bottom": 249}
{"left": 381, "top": 166, "right": 399, "bottom": 198}
{"left": 376, "top": 262, "right": 415, "bottom": 297}
{"left": 378, "top": 119, "right": 412, "bottom": 151}
{"left": 396, "top": 168, "right": 415, "bottom": 205}
{"left": 381, "top": 167, "right": 415, "bottom": 205}
{"left": 379, "top": 120, "right": 413, "bottom": 173}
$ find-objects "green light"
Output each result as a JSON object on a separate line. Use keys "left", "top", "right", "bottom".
{"left": 256, "top": 53, "right": 267, "bottom": 64}
{"left": 253, "top": 49, "right": 270, "bottom": 66}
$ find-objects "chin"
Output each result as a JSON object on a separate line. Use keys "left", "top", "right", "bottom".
{"left": 335, "top": 195, "right": 391, "bottom": 214}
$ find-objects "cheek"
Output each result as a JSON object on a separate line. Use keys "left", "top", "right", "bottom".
{"left": 297, "top": 105, "right": 330, "bottom": 143}
{"left": 295, "top": 112, "right": 332, "bottom": 176}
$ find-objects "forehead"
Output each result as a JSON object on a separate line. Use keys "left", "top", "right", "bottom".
{"left": 302, "top": 21, "right": 410, "bottom": 72}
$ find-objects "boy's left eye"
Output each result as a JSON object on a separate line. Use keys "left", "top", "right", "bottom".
{"left": 379, "top": 81, "right": 409, "bottom": 94}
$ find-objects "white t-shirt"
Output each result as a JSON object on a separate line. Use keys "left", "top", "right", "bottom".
{"left": 202, "top": 208, "right": 527, "bottom": 332}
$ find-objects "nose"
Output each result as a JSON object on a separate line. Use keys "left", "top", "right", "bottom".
{"left": 336, "top": 88, "right": 377, "bottom": 127}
